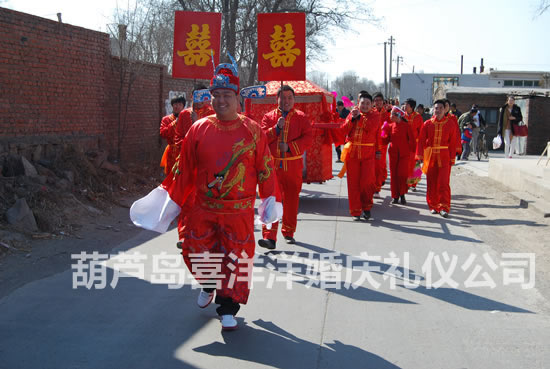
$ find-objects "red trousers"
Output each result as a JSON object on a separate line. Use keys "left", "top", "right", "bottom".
{"left": 375, "top": 145, "right": 388, "bottom": 192}
{"left": 346, "top": 157, "right": 376, "bottom": 216}
{"left": 262, "top": 166, "right": 302, "bottom": 240}
{"left": 389, "top": 149, "right": 410, "bottom": 198}
{"left": 426, "top": 162, "right": 451, "bottom": 212}
{"left": 179, "top": 207, "right": 255, "bottom": 304}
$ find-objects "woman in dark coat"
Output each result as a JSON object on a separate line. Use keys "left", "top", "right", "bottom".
{"left": 497, "top": 96, "right": 523, "bottom": 158}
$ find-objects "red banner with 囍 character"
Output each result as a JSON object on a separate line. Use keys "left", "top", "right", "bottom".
{"left": 172, "top": 11, "right": 222, "bottom": 79}
{"left": 257, "top": 13, "right": 306, "bottom": 81}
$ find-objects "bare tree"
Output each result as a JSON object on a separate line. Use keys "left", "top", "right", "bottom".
{"left": 114, "top": 0, "right": 175, "bottom": 69}
{"left": 330, "top": 71, "right": 381, "bottom": 101}
{"left": 308, "top": 70, "right": 330, "bottom": 90}
{"left": 112, "top": 0, "right": 379, "bottom": 86}
{"left": 537, "top": 0, "right": 550, "bottom": 15}
{"left": 107, "top": 1, "right": 152, "bottom": 160}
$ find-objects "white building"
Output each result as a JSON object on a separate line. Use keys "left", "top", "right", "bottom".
{"left": 393, "top": 70, "right": 550, "bottom": 107}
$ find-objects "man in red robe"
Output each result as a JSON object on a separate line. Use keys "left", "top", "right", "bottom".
{"left": 404, "top": 98, "right": 424, "bottom": 191}
{"left": 258, "top": 85, "right": 313, "bottom": 249}
{"left": 382, "top": 106, "right": 415, "bottom": 205}
{"left": 373, "top": 92, "right": 390, "bottom": 195}
{"left": 174, "top": 84, "right": 215, "bottom": 146}
{"left": 130, "top": 60, "right": 281, "bottom": 331}
{"left": 159, "top": 95, "right": 186, "bottom": 175}
{"left": 415, "top": 99, "right": 458, "bottom": 218}
{"left": 170, "top": 85, "right": 215, "bottom": 241}
{"left": 340, "top": 92, "right": 381, "bottom": 221}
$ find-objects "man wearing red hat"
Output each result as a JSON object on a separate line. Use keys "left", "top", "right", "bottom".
{"left": 340, "top": 91, "right": 381, "bottom": 221}
{"left": 159, "top": 95, "right": 186, "bottom": 175}
{"left": 404, "top": 98, "right": 423, "bottom": 192}
{"left": 258, "top": 85, "right": 313, "bottom": 249}
{"left": 382, "top": 106, "right": 415, "bottom": 205}
{"left": 373, "top": 92, "right": 390, "bottom": 195}
{"left": 131, "top": 59, "right": 281, "bottom": 331}
{"left": 415, "top": 99, "right": 458, "bottom": 218}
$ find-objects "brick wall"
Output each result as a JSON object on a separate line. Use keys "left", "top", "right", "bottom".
{"left": 0, "top": 7, "right": 194, "bottom": 165}
{"left": 104, "top": 58, "right": 164, "bottom": 163}
{"left": 527, "top": 96, "right": 550, "bottom": 155}
{"left": 446, "top": 93, "right": 505, "bottom": 117}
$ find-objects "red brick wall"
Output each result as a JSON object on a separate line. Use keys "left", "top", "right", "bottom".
{"left": 0, "top": 7, "right": 108, "bottom": 138}
{"left": 0, "top": 7, "right": 194, "bottom": 164}
{"left": 104, "top": 59, "right": 164, "bottom": 163}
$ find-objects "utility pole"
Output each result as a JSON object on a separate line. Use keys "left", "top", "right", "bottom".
{"left": 384, "top": 42, "right": 388, "bottom": 98}
{"left": 388, "top": 36, "right": 395, "bottom": 98}
{"left": 394, "top": 55, "right": 403, "bottom": 100}
{"left": 396, "top": 56, "right": 403, "bottom": 77}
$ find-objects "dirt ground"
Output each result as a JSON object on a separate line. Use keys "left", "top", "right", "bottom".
{"left": 1, "top": 165, "right": 549, "bottom": 306}
{"left": 0, "top": 146, "right": 164, "bottom": 298}
{"left": 450, "top": 165, "right": 550, "bottom": 310}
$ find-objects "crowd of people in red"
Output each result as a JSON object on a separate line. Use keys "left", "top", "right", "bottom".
{"left": 133, "top": 58, "right": 465, "bottom": 330}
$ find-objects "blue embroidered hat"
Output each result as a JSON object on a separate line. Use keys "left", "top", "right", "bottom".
{"left": 209, "top": 55, "right": 239, "bottom": 93}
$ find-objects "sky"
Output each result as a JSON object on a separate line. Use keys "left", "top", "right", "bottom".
{"left": 311, "top": 0, "right": 550, "bottom": 84}
{"left": 3, "top": 0, "right": 550, "bottom": 84}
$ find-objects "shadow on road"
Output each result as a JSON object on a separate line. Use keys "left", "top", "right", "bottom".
{"left": 193, "top": 319, "right": 402, "bottom": 369}
{"left": 259, "top": 245, "right": 420, "bottom": 305}
{"left": 398, "top": 284, "right": 533, "bottom": 314}
{"left": 0, "top": 271, "right": 205, "bottom": 369}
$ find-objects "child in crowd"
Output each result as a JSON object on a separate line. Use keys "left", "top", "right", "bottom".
{"left": 461, "top": 123, "right": 473, "bottom": 160}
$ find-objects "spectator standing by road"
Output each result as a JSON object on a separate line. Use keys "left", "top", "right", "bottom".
{"left": 497, "top": 96, "right": 523, "bottom": 158}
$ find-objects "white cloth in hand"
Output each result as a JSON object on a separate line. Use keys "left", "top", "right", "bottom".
{"left": 257, "top": 196, "right": 283, "bottom": 229}
{"left": 129, "top": 187, "right": 181, "bottom": 233}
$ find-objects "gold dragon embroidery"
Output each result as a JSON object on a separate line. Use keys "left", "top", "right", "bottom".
{"left": 206, "top": 138, "right": 256, "bottom": 198}
{"left": 258, "top": 155, "right": 273, "bottom": 183}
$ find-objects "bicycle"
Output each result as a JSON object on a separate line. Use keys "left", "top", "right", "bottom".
{"left": 476, "top": 129, "right": 489, "bottom": 161}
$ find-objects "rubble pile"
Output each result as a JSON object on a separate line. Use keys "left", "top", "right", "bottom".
{"left": 0, "top": 145, "right": 162, "bottom": 253}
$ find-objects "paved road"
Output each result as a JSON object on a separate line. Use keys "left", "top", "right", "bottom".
{"left": 1, "top": 160, "right": 549, "bottom": 369}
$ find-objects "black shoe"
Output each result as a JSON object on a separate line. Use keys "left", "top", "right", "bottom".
{"left": 381, "top": 181, "right": 386, "bottom": 186}
{"left": 284, "top": 236, "right": 295, "bottom": 244}
{"left": 258, "top": 238, "right": 276, "bottom": 250}
{"left": 392, "top": 198, "right": 399, "bottom": 204}
{"left": 411, "top": 187, "right": 417, "bottom": 192}
{"left": 352, "top": 216, "right": 362, "bottom": 221}
{"left": 400, "top": 195, "right": 406, "bottom": 205}
{"left": 362, "top": 210, "right": 371, "bottom": 220}
{"left": 440, "top": 210, "right": 449, "bottom": 218}
{"left": 430, "top": 209, "right": 438, "bottom": 214}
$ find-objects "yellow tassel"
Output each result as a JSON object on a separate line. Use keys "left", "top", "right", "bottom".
{"left": 337, "top": 142, "right": 352, "bottom": 178}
